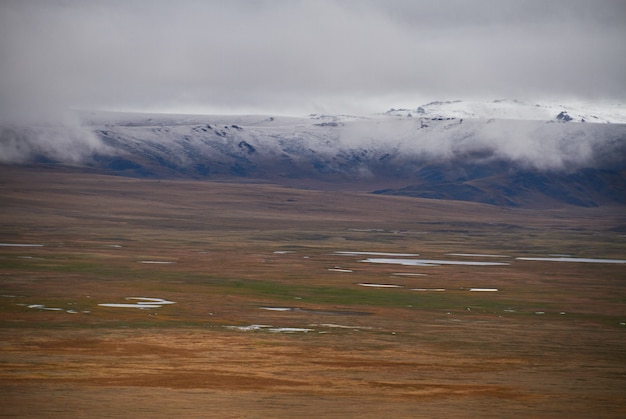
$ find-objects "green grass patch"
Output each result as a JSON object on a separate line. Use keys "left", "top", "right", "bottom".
{"left": 199, "top": 277, "right": 546, "bottom": 313}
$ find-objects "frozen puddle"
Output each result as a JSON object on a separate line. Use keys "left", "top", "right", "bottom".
{"left": 335, "top": 251, "right": 419, "bottom": 257}
{"left": 99, "top": 297, "right": 176, "bottom": 309}
{"left": 138, "top": 261, "right": 176, "bottom": 264}
{"left": 516, "top": 257, "right": 626, "bottom": 264}
{"left": 361, "top": 258, "right": 509, "bottom": 267}
{"left": 358, "top": 283, "right": 403, "bottom": 288}
{"left": 468, "top": 288, "right": 499, "bottom": 292}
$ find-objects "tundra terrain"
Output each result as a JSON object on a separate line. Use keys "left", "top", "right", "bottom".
{"left": 0, "top": 166, "right": 625, "bottom": 417}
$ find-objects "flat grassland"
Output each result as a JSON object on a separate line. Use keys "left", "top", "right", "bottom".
{"left": 1, "top": 166, "right": 625, "bottom": 418}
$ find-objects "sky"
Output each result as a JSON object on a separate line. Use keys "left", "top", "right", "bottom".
{"left": 1, "top": 0, "right": 625, "bottom": 117}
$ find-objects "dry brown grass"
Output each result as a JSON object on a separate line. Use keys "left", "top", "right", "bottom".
{"left": 1, "top": 165, "right": 625, "bottom": 417}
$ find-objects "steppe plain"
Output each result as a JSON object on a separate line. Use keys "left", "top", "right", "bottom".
{"left": 1, "top": 166, "right": 625, "bottom": 418}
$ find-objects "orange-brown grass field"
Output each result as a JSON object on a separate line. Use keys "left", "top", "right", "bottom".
{"left": 1, "top": 166, "right": 625, "bottom": 418}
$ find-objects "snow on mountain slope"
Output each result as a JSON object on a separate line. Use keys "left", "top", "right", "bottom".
{"left": 87, "top": 110, "right": 625, "bottom": 173}
{"left": 385, "top": 99, "right": 626, "bottom": 124}
{"left": 2, "top": 101, "right": 625, "bottom": 207}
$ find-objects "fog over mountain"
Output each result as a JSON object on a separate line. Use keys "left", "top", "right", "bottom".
{"left": 1, "top": 1, "right": 625, "bottom": 207}
{"left": 0, "top": 110, "right": 108, "bottom": 165}
{"left": 2, "top": 100, "right": 624, "bottom": 208}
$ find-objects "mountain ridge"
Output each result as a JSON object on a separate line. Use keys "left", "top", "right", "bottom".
{"left": 1, "top": 100, "right": 625, "bottom": 208}
{"left": 384, "top": 99, "right": 626, "bottom": 124}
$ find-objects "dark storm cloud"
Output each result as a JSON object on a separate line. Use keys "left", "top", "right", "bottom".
{"left": 1, "top": 0, "right": 625, "bottom": 116}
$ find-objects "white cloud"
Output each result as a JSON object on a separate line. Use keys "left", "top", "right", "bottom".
{"left": 1, "top": 0, "right": 625, "bottom": 117}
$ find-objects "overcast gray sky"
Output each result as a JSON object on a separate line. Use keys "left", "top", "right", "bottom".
{"left": 1, "top": 0, "right": 625, "bottom": 117}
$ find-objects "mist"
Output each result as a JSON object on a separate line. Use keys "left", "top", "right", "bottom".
{"left": 1, "top": 0, "right": 625, "bottom": 167}
{"left": 334, "top": 117, "right": 626, "bottom": 171}
{"left": 0, "top": 110, "right": 110, "bottom": 164}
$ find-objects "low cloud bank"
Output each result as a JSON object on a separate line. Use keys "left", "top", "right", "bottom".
{"left": 1, "top": 111, "right": 624, "bottom": 173}
{"left": 338, "top": 117, "right": 626, "bottom": 172}
{"left": 0, "top": 111, "right": 110, "bottom": 164}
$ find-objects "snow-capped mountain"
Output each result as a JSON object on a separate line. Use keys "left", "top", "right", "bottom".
{"left": 2, "top": 100, "right": 625, "bottom": 207}
{"left": 385, "top": 99, "right": 626, "bottom": 124}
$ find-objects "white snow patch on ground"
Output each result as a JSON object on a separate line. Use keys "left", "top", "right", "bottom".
{"left": 358, "top": 283, "right": 403, "bottom": 288}
{"left": 268, "top": 327, "right": 314, "bottom": 333}
{"left": 98, "top": 303, "right": 163, "bottom": 309}
{"left": 225, "top": 324, "right": 272, "bottom": 331}
{"left": 24, "top": 303, "right": 82, "bottom": 313}
{"left": 335, "top": 251, "right": 419, "bottom": 257}
{"left": 98, "top": 297, "right": 175, "bottom": 309}
{"left": 361, "top": 258, "right": 509, "bottom": 266}
{"left": 447, "top": 253, "right": 509, "bottom": 258}
{"left": 224, "top": 325, "right": 314, "bottom": 333}
{"left": 27, "top": 304, "right": 64, "bottom": 311}
{"left": 517, "top": 257, "right": 626, "bottom": 264}
{"left": 126, "top": 297, "right": 176, "bottom": 304}
{"left": 259, "top": 307, "right": 293, "bottom": 311}
{"left": 328, "top": 267, "right": 353, "bottom": 272}
{"left": 310, "top": 323, "right": 372, "bottom": 329}
{"left": 410, "top": 288, "right": 446, "bottom": 292}
{"left": 138, "top": 261, "right": 176, "bottom": 264}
